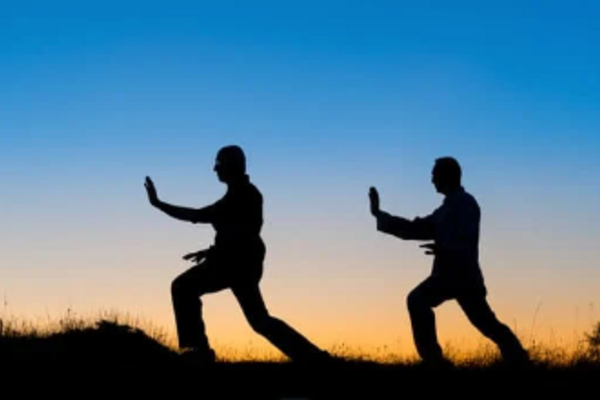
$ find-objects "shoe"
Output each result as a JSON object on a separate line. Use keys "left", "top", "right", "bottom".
{"left": 418, "top": 357, "right": 456, "bottom": 371}
{"left": 293, "top": 350, "right": 343, "bottom": 367}
{"left": 315, "top": 350, "right": 344, "bottom": 365}
{"left": 502, "top": 351, "right": 533, "bottom": 370}
{"left": 180, "top": 347, "right": 217, "bottom": 366}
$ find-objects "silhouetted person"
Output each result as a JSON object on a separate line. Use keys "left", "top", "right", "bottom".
{"left": 369, "top": 156, "right": 530, "bottom": 367}
{"left": 144, "top": 145, "right": 330, "bottom": 364}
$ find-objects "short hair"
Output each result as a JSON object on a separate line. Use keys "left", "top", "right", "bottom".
{"left": 434, "top": 156, "right": 462, "bottom": 184}
{"left": 217, "top": 145, "right": 246, "bottom": 174}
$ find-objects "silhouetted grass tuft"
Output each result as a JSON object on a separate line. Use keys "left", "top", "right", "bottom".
{"left": 0, "top": 314, "right": 178, "bottom": 369}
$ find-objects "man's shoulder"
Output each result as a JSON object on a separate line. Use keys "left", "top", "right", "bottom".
{"left": 247, "top": 179, "right": 261, "bottom": 192}
{"left": 459, "top": 190, "right": 480, "bottom": 214}
{"left": 462, "top": 189, "right": 477, "bottom": 201}
{"left": 246, "top": 181, "right": 263, "bottom": 200}
{"left": 446, "top": 188, "right": 479, "bottom": 208}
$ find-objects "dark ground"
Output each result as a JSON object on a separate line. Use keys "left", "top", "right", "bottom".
{"left": 1, "top": 320, "right": 598, "bottom": 398}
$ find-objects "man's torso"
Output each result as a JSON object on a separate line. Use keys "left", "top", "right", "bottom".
{"left": 210, "top": 178, "right": 265, "bottom": 259}
{"left": 430, "top": 188, "right": 484, "bottom": 285}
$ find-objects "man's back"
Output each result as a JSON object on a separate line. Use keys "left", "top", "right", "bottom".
{"left": 210, "top": 175, "right": 264, "bottom": 254}
{"left": 431, "top": 186, "right": 483, "bottom": 283}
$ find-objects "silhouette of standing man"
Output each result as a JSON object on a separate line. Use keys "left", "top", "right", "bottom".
{"left": 145, "top": 145, "right": 329, "bottom": 364}
{"left": 369, "top": 156, "right": 529, "bottom": 367}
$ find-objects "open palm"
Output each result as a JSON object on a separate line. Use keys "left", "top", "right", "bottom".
{"left": 144, "top": 176, "right": 159, "bottom": 206}
{"left": 369, "top": 186, "right": 380, "bottom": 216}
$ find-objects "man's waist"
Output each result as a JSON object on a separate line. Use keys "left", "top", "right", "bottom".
{"left": 214, "top": 235, "right": 263, "bottom": 246}
{"left": 432, "top": 257, "right": 480, "bottom": 273}
{"left": 210, "top": 238, "right": 265, "bottom": 261}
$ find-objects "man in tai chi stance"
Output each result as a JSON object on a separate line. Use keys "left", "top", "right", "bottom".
{"left": 368, "top": 156, "right": 530, "bottom": 368}
{"left": 144, "top": 145, "right": 330, "bottom": 364}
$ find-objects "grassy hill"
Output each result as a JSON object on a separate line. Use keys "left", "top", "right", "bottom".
{"left": 1, "top": 313, "right": 599, "bottom": 398}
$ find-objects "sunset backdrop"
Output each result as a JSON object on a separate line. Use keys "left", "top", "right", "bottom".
{"left": 1, "top": 0, "right": 599, "bottom": 360}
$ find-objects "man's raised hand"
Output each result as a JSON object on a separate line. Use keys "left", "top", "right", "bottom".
{"left": 144, "top": 176, "right": 159, "bottom": 206}
{"left": 369, "top": 186, "right": 381, "bottom": 217}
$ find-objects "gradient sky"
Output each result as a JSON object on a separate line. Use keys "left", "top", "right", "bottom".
{"left": 1, "top": 0, "right": 599, "bottom": 360}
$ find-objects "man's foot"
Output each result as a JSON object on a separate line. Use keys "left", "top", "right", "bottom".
{"left": 293, "top": 350, "right": 344, "bottom": 367}
{"left": 315, "top": 350, "right": 344, "bottom": 365}
{"left": 180, "top": 347, "right": 217, "bottom": 366}
{"left": 501, "top": 350, "right": 533, "bottom": 370}
{"left": 417, "top": 357, "right": 456, "bottom": 371}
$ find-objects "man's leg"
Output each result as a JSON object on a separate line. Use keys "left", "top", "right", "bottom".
{"left": 406, "top": 276, "right": 454, "bottom": 363}
{"left": 232, "top": 282, "right": 327, "bottom": 362}
{"left": 171, "top": 258, "right": 230, "bottom": 356}
{"left": 457, "top": 292, "right": 529, "bottom": 365}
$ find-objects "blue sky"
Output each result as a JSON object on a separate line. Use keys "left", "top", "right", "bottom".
{"left": 1, "top": 0, "right": 599, "bottom": 356}
{"left": 2, "top": 1, "right": 599, "bottom": 183}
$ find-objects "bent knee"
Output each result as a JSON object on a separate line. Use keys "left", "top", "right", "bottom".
{"left": 406, "top": 289, "right": 421, "bottom": 309}
{"left": 407, "top": 287, "right": 434, "bottom": 312}
{"left": 171, "top": 275, "right": 190, "bottom": 296}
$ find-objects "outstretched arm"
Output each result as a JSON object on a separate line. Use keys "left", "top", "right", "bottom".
{"left": 377, "top": 212, "right": 435, "bottom": 240}
{"left": 369, "top": 186, "right": 435, "bottom": 240}
{"left": 144, "top": 176, "right": 217, "bottom": 223}
{"left": 155, "top": 201, "right": 217, "bottom": 223}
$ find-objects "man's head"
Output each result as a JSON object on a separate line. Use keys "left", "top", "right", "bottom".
{"left": 214, "top": 145, "right": 247, "bottom": 183}
{"left": 432, "top": 156, "right": 462, "bottom": 194}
